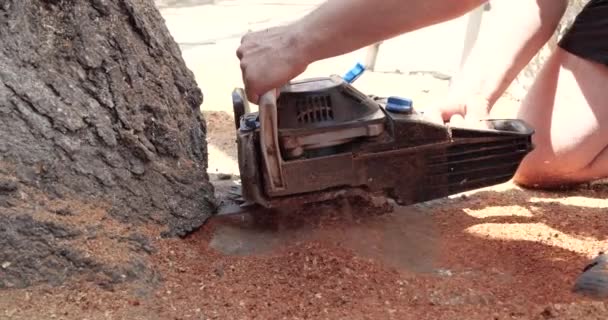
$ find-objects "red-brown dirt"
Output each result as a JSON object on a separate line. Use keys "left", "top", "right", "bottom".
{"left": 1, "top": 111, "right": 607, "bottom": 320}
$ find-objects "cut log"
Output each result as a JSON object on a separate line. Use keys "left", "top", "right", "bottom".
{"left": 0, "top": 0, "right": 215, "bottom": 289}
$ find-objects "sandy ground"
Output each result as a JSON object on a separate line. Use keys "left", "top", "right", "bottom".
{"left": 3, "top": 128, "right": 608, "bottom": 319}
{"left": 10, "top": 106, "right": 603, "bottom": 320}
{"left": 1, "top": 1, "right": 608, "bottom": 319}
{"left": 174, "top": 0, "right": 608, "bottom": 318}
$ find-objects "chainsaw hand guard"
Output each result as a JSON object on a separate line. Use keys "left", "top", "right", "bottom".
{"left": 257, "top": 91, "right": 285, "bottom": 192}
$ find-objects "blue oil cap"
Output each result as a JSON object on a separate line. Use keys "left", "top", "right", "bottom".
{"left": 386, "top": 96, "right": 413, "bottom": 114}
{"left": 343, "top": 62, "right": 366, "bottom": 84}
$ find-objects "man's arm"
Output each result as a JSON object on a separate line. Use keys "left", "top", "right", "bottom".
{"left": 291, "top": 0, "right": 487, "bottom": 62}
{"left": 237, "top": 0, "right": 486, "bottom": 102}
{"left": 442, "top": 0, "right": 568, "bottom": 120}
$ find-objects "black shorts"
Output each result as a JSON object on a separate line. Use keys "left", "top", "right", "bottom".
{"left": 558, "top": 0, "right": 608, "bottom": 65}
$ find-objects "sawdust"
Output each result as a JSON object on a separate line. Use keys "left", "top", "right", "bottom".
{"left": 2, "top": 108, "right": 608, "bottom": 319}
{"left": 205, "top": 110, "right": 238, "bottom": 160}
{"left": 48, "top": 201, "right": 161, "bottom": 269}
{"left": 5, "top": 184, "right": 608, "bottom": 319}
{"left": 7, "top": 187, "right": 157, "bottom": 268}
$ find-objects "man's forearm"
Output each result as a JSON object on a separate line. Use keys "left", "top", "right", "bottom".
{"left": 290, "top": 0, "right": 487, "bottom": 64}
{"left": 448, "top": 0, "right": 568, "bottom": 107}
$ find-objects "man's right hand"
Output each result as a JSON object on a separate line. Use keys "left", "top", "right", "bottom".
{"left": 425, "top": 94, "right": 492, "bottom": 129}
{"left": 237, "top": 26, "right": 310, "bottom": 103}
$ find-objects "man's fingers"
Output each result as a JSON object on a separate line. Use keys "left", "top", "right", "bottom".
{"left": 449, "top": 114, "right": 492, "bottom": 130}
{"left": 245, "top": 87, "right": 259, "bottom": 105}
{"left": 422, "top": 107, "right": 445, "bottom": 125}
{"left": 243, "top": 72, "right": 262, "bottom": 104}
{"left": 449, "top": 114, "right": 466, "bottom": 127}
{"left": 240, "top": 30, "right": 252, "bottom": 44}
{"left": 244, "top": 85, "right": 280, "bottom": 105}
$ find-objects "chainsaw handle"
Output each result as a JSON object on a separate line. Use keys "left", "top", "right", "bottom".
{"left": 258, "top": 91, "right": 277, "bottom": 109}
{"left": 258, "top": 91, "right": 285, "bottom": 191}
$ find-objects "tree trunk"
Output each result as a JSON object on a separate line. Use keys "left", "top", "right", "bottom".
{"left": 0, "top": 0, "right": 215, "bottom": 289}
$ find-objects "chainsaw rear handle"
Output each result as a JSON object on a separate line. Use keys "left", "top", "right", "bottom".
{"left": 258, "top": 91, "right": 286, "bottom": 192}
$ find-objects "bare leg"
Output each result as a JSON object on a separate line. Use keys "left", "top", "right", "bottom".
{"left": 514, "top": 48, "right": 608, "bottom": 188}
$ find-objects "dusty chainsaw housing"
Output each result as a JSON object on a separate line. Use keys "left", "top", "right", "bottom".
{"left": 232, "top": 75, "right": 534, "bottom": 208}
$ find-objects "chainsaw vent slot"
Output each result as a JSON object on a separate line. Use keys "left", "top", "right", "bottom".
{"left": 296, "top": 95, "right": 334, "bottom": 124}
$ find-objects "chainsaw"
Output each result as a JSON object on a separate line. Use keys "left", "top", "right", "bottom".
{"left": 230, "top": 73, "right": 534, "bottom": 209}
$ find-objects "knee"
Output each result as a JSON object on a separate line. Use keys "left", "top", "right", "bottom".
{"left": 513, "top": 166, "right": 565, "bottom": 190}
{"left": 512, "top": 148, "right": 605, "bottom": 190}
{"left": 512, "top": 169, "right": 577, "bottom": 190}
{"left": 510, "top": 128, "right": 604, "bottom": 189}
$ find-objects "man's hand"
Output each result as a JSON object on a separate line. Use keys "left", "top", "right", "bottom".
{"left": 236, "top": 0, "right": 488, "bottom": 103}
{"left": 426, "top": 94, "right": 492, "bottom": 129}
{"left": 237, "top": 26, "right": 310, "bottom": 103}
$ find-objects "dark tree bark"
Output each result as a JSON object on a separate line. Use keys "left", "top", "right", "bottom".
{"left": 0, "top": 0, "right": 215, "bottom": 289}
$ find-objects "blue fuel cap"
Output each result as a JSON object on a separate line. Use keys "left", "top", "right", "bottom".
{"left": 343, "top": 62, "right": 366, "bottom": 84}
{"left": 386, "top": 96, "right": 413, "bottom": 114}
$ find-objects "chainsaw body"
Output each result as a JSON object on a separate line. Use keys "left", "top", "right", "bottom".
{"left": 232, "top": 75, "right": 534, "bottom": 208}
